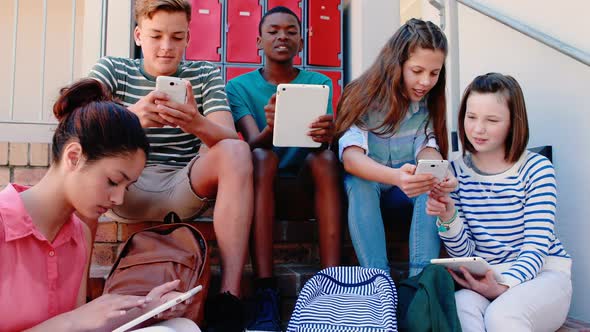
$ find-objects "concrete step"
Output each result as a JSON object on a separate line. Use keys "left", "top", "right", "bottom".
{"left": 89, "top": 263, "right": 589, "bottom": 331}
{"left": 90, "top": 262, "right": 410, "bottom": 324}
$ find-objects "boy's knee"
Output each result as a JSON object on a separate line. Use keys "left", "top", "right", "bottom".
{"left": 217, "top": 139, "right": 252, "bottom": 169}
{"left": 252, "top": 148, "right": 279, "bottom": 178}
{"left": 307, "top": 150, "right": 339, "bottom": 176}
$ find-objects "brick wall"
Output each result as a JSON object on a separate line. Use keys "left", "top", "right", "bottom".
{"left": 0, "top": 142, "right": 50, "bottom": 188}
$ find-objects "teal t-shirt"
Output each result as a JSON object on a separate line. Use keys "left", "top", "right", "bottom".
{"left": 226, "top": 69, "right": 333, "bottom": 173}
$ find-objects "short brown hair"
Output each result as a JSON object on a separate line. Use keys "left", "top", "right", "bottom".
{"left": 457, "top": 73, "right": 529, "bottom": 163}
{"left": 135, "top": 0, "right": 191, "bottom": 24}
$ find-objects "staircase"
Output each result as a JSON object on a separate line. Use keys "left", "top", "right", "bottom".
{"left": 87, "top": 176, "right": 414, "bottom": 324}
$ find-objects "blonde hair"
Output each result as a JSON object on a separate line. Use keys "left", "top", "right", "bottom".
{"left": 135, "top": 0, "right": 191, "bottom": 24}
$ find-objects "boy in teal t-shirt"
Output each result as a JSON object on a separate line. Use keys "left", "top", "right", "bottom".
{"left": 227, "top": 68, "right": 333, "bottom": 173}
{"left": 225, "top": 6, "right": 342, "bottom": 332}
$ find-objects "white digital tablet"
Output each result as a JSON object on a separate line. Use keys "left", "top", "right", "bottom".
{"left": 431, "top": 257, "right": 505, "bottom": 283}
{"left": 113, "top": 285, "right": 203, "bottom": 332}
{"left": 272, "top": 83, "right": 330, "bottom": 148}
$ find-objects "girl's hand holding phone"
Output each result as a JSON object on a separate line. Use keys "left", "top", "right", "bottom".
{"left": 430, "top": 174, "right": 458, "bottom": 198}
{"left": 398, "top": 163, "right": 437, "bottom": 197}
{"left": 426, "top": 193, "right": 455, "bottom": 221}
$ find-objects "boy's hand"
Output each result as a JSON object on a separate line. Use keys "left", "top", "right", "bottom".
{"left": 129, "top": 91, "right": 174, "bottom": 128}
{"left": 426, "top": 193, "right": 455, "bottom": 221}
{"left": 155, "top": 82, "right": 204, "bottom": 134}
{"left": 398, "top": 163, "right": 437, "bottom": 197}
{"left": 264, "top": 94, "right": 277, "bottom": 131}
{"left": 308, "top": 114, "right": 335, "bottom": 143}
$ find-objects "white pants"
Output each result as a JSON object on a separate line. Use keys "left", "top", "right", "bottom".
{"left": 133, "top": 318, "right": 201, "bottom": 332}
{"left": 455, "top": 270, "right": 572, "bottom": 332}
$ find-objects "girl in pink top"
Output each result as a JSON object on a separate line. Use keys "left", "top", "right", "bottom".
{"left": 0, "top": 79, "right": 197, "bottom": 331}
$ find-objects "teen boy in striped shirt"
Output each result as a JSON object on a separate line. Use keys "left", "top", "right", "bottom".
{"left": 90, "top": 1, "right": 252, "bottom": 331}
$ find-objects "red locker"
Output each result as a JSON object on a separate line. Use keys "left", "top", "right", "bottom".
{"left": 314, "top": 70, "right": 342, "bottom": 114}
{"left": 307, "top": 0, "right": 341, "bottom": 67}
{"left": 226, "top": 66, "right": 258, "bottom": 82}
{"left": 267, "top": 0, "right": 302, "bottom": 65}
{"left": 186, "top": 0, "right": 222, "bottom": 62}
{"left": 226, "top": 0, "right": 262, "bottom": 63}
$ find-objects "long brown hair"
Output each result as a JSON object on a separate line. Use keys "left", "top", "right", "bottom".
{"left": 335, "top": 18, "right": 449, "bottom": 157}
{"left": 457, "top": 73, "right": 529, "bottom": 163}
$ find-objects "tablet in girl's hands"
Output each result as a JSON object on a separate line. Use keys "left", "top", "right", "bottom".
{"left": 113, "top": 285, "right": 203, "bottom": 332}
{"left": 430, "top": 257, "right": 505, "bottom": 282}
{"left": 272, "top": 83, "right": 330, "bottom": 148}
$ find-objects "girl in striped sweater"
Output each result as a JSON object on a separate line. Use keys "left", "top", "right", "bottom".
{"left": 426, "top": 73, "right": 571, "bottom": 331}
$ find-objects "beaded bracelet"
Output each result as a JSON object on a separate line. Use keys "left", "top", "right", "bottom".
{"left": 437, "top": 208, "right": 458, "bottom": 232}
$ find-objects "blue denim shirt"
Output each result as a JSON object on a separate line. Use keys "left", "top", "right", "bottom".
{"left": 338, "top": 101, "right": 438, "bottom": 168}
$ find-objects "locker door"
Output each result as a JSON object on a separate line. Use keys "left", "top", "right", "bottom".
{"left": 315, "top": 70, "right": 342, "bottom": 114}
{"left": 226, "top": 66, "right": 258, "bottom": 82}
{"left": 226, "top": 0, "right": 262, "bottom": 63}
{"left": 307, "top": 0, "right": 341, "bottom": 67}
{"left": 186, "top": 0, "right": 222, "bottom": 62}
{"left": 267, "top": 0, "right": 302, "bottom": 65}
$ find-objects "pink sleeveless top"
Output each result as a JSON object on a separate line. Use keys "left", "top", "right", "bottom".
{"left": 0, "top": 184, "right": 88, "bottom": 332}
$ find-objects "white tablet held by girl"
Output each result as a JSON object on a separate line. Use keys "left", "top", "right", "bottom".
{"left": 431, "top": 257, "right": 505, "bottom": 283}
{"left": 113, "top": 285, "right": 203, "bottom": 332}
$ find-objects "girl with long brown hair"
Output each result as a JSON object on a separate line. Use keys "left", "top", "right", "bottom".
{"left": 336, "top": 18, "right": 456, "bottom": 276}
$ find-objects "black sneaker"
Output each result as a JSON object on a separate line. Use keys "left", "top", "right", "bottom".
{"left": 205, "top": 291, "right": 244, "bottom": 332}
{"left": 245, "top": 288, "right": 282, "bottom": 332}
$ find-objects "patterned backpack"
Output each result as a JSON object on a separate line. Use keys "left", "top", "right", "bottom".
{"left": 287, "top": 266, "right": 398, "bottom": 332}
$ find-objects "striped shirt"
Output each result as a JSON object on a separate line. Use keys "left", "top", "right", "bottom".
{"left": 89, "top": 56, "right": 230, "bottom": 166}
{"left": 442, "top": 151, "right": 570, "bottom": 287}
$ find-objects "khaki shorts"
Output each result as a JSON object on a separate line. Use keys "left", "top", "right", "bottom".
{"left": 108, "top": 157, "right": 214, "bottom": 223}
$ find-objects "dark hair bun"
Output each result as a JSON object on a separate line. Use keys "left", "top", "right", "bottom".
{"left": 53, "top": 78, "right": 112, "bottom": 121}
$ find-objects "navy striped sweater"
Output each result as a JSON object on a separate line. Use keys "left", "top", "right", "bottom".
{"left": 441, "top": 151, "right": 570, "bottom": 287}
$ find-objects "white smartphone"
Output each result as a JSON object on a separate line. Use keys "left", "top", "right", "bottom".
{"left": 273, "top": 83, "right": 330, "bottom": 148}
{"left": 430, "top": 257, "right": 504, "bottom": 282}
{"left": 112, "top": 285, "right": 203, "bottom": 332}
{"left": 415, "top": 159, "right": 449, "bottom": 182}
{"left": 155, "top": 76, "right": 187, "bottom": 104}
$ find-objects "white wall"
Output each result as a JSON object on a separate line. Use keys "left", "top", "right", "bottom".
{"left": 424, "top": 0, "right": 590, "bottom": 322}
{"left": 0, "top": 0, "right": 132, "bottom": 143}
{"left": 345, "top": 0, "right": 400, "bottom": 80}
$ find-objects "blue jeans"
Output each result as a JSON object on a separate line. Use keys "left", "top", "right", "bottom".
{"left": 344, "top": 173, "right": 440, "bottom": 276}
